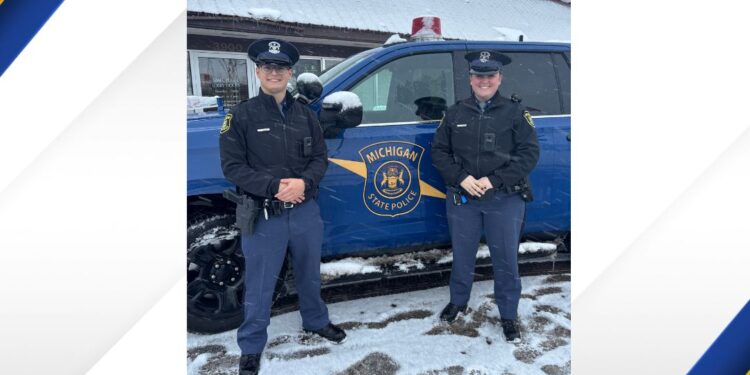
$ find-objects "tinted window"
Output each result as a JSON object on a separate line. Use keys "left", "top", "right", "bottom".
{"left": 351, "top": 53, "right": 454, "bottom": 124}
{"left": 552, "top": 53, "right": 570, "bottom": 114}
{"left": 499, "top": 53, "right": 560, "bottom": 115}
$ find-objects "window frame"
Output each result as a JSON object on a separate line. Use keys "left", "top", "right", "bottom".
{"left": 188, "top": 50, "right": 259, "bottom": 100}
{"left": 551, "top": 52, "right": 571, "bottom": 115}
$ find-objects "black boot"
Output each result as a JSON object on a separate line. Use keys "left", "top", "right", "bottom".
{"left": 239, "top": 353, "right": 261, "bottom": 375}
{"left": 439, "top": 303, "right": 467, "bottom": 323}
{"left": 304, "top": 322, "right": 347, "bottom": 344}
{"left": 501, "top": 319, "right": 521, "bottom": 342}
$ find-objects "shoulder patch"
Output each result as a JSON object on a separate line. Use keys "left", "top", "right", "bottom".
{"left": 523, "top": 111, "right": 535, "bottom": 128}
{"left": 220, "top": 113, "right": 233, "bottom": 135}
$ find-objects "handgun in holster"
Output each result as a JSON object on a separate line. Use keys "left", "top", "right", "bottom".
{"left": 223, "top": 189, "right": 260, "bottom": 235}
{"left": 506, "top": 179, "right": 534, "bottom": 202}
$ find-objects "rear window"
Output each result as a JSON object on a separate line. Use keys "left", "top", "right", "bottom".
{"left": 499, "top": 52, "right": 563, "bottom": 115}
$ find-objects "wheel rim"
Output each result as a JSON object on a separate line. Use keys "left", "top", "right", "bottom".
{"left": 187, "top": 223, "right": 244, "bottom": 318}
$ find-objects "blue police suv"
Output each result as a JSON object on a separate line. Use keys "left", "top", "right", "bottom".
{"left": 187, "top": 37, "right": 570, "bottom": 333}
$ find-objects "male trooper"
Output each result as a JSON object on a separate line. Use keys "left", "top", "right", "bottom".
{"left": 431, "top": 50, "right": 539, "bottom": 342}
{"left": 220, "top": 38, "right": 346, "bottom": 375}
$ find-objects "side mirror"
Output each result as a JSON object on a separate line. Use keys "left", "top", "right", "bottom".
{"left": 320, "top": 92, "right": 363, "bottom": 138}
{"left": 295, "top": 73, "right": 323, "bottom": 104}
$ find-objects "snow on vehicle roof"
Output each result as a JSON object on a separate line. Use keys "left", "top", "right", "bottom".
{"left": 187, "top": 0, "right": 570, "bottom": 42}
{"left": 384, "top": 33, "right": 407, "bottom": 46}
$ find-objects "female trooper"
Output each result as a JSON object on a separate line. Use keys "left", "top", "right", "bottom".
{"left": 220, "top": 38, "right": 346, "bottom": 375}
{"left": 431, "top": 50, "right": 539, "bottom": 342}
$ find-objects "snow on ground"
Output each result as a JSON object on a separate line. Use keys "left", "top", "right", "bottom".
{"left": 187, "top": 274, "right": 570, "bottom": 375}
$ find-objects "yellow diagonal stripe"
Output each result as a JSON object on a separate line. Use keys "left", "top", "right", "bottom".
{"left": 329, "top": 158, "right": 446, "bottom": 199}
{"left": 420, "top": 180, "right": 446, "bottom": 199}
{"left": 329, "top": 158, "right": 367, "bottom": 178}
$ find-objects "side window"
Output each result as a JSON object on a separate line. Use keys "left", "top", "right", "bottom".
{"left": 553, "top": 53, "right": 571, "bottom": 114}
{"left": 351, "top": 53, "right": 454, "bottom": 124}
{"left": 499, "top": 53, "right": 561, "bottom": 115}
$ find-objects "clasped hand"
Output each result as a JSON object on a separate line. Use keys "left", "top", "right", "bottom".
{"left": 275, "top": 178, "right": 306, "bottom": 203}
{"left": 460, "top": 176, "right": 493, "bottom": 197}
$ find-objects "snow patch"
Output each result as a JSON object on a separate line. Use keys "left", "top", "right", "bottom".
{"left": 187, "top": 95, "right": 221, "bottom": 114}
{"left": 492, "top": 26, "right": 526, "bottom": 41}
{"left": 186, "top": 353, "right": 211, "bottom": 374}
{"left": 247, "top": 8, "right": 281, "bottom": 20}
{"left": 437, "top": 242, "right": 556, "bottom": 264}
{"left": 320, "top": 258, "right": 380, "bottom": 280}
{"left": 395, "top": 258, "right": 426, "bottom": 272}
{"left": 296, "top": 72, "right": 320, "bottom": 84}
{"left": 384, "top": 34, "right": 407, "bottom": 46}
{"left": 323, "top": 91, "right": 362, "bottom": 111}
{"left": 520, "top": 242, "right": 558, "bottom": 254}
{"left": 188, "top": 228, "right": 239, "bottom": 252}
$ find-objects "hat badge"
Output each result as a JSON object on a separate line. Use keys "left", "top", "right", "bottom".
{"left": 268, "top": 41, "right": 281, "bottom": 54}
{"left": 479, "top": 51, "right": 491, "bottom": 63}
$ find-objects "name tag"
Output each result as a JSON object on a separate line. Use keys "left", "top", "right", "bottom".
{"left": 456, "top": 124, "right": 467, "bottom": 128}
{"left": 257, "top": 128, "right": 270, "bottom": 132}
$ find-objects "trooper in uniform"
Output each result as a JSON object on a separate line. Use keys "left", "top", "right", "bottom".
{"left": 431, "top": 50, "right": 539, "bottom": 342}
{"left": 220, "top": 38, "right": 346, "bottom": 375}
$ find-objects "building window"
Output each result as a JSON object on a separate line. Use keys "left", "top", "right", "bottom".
{"left": 187, "top": 53, "right": 193, "bottom": 96}
{"left": 188, "top": 51, "right": 258, "bottom": 108}
{"left": 189, "top": 51, "right": 344, "bottom": 102}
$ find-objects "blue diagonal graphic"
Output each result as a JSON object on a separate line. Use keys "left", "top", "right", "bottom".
{"left": 688, "top": 299, "right": 750, "bottom": 374}
{"left": 0, "top": 0, "right": 65, "bottom": 76}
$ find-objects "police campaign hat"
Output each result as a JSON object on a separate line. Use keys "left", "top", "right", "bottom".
{"left": 248, "top": 38, "right": 300, "bottom": 67}
{"left": 464, "top": 50, "right": 511, "bottom": 75}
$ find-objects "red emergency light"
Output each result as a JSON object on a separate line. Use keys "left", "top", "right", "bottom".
{"left": 410, "top": 16, "right": 442, "bottom": 41}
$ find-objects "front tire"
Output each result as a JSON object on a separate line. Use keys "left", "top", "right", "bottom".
{"left": 187, "top": 212, "right": 289, "bottom": 334}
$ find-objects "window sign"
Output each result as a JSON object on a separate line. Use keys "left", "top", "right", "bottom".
{"left": 188, "top": 51, "right": 257, "bottom": 107}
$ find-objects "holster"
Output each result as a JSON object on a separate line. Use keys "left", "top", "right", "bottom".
{"left": 506, "top": 179, "right": 534, "bottom": 202}
{"left": 235, "top": 198, "right": 259, "bottom": 235}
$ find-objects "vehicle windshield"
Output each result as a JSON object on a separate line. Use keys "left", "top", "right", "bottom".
{"left": 318, "top": 48, "right": 379, "bottom": 86}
